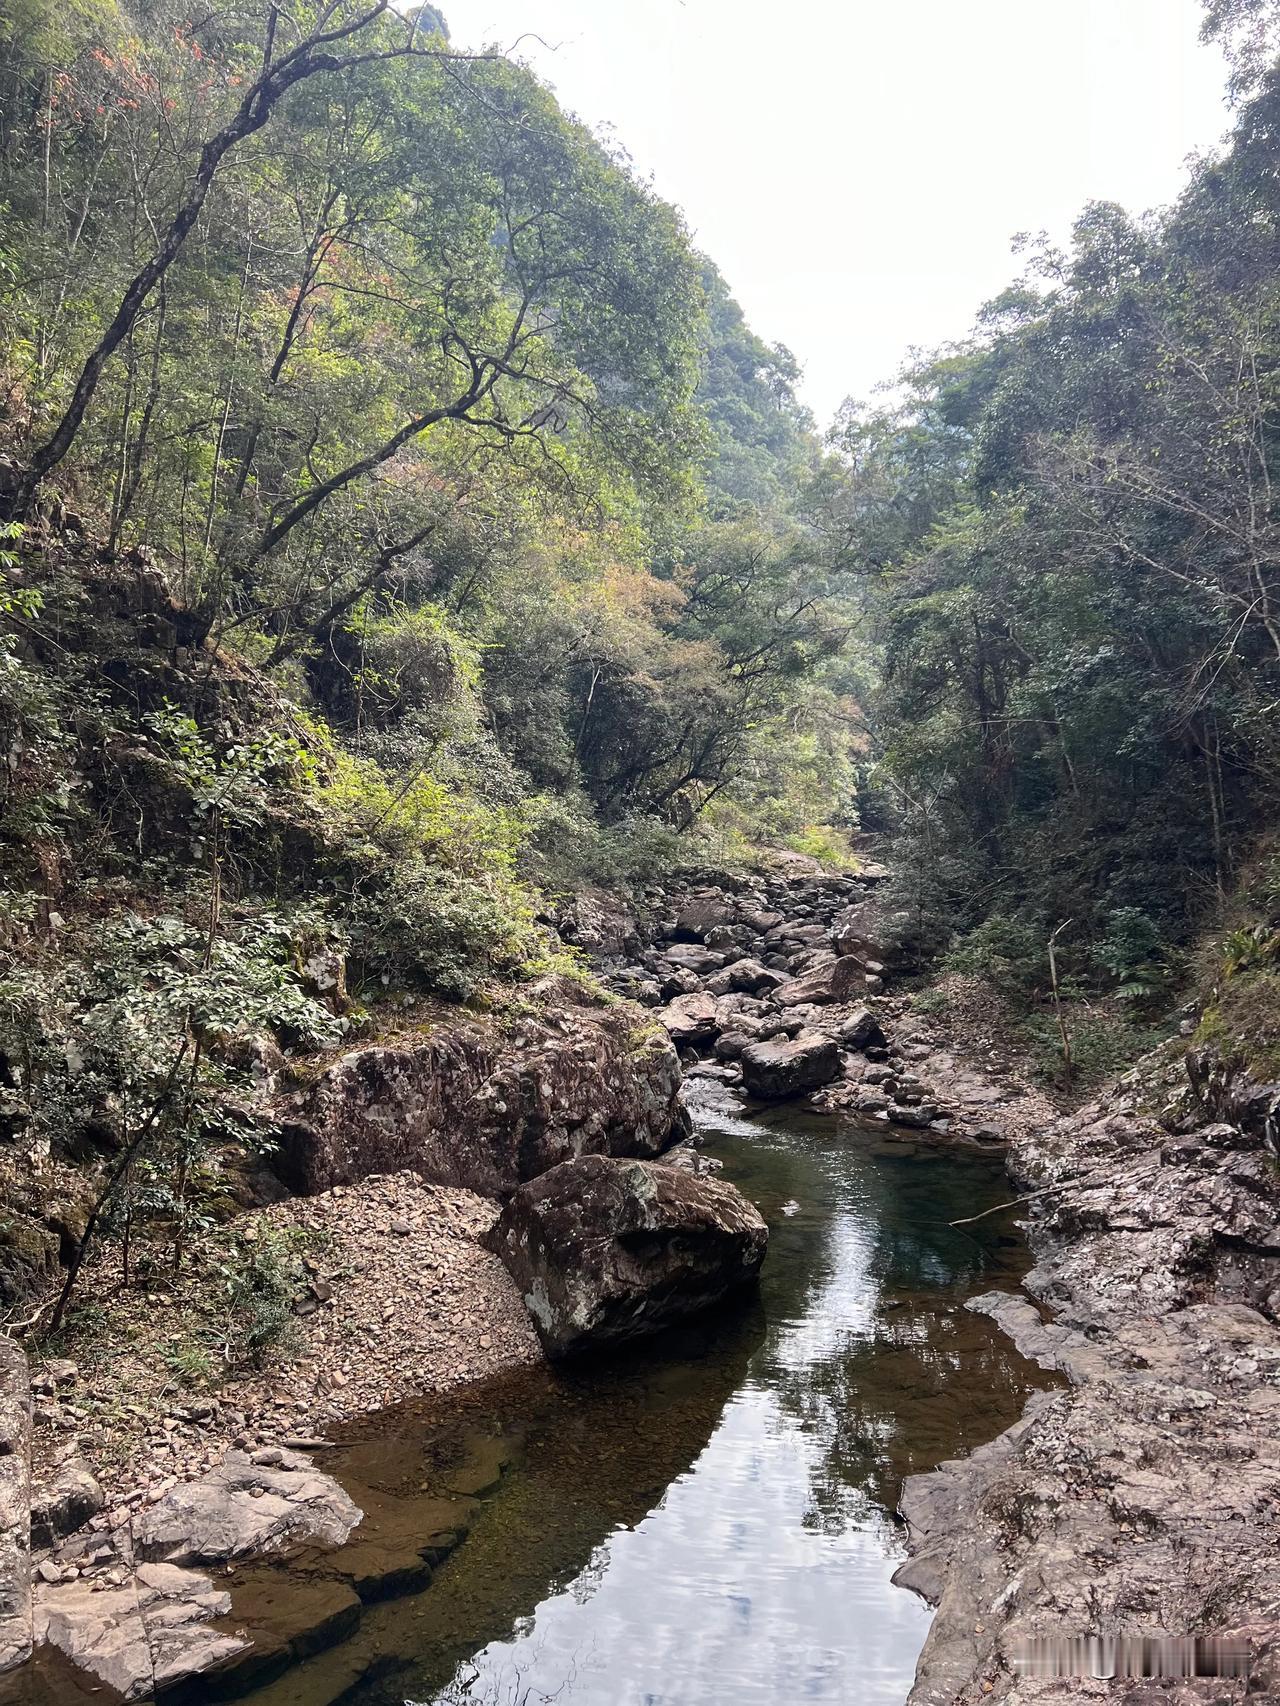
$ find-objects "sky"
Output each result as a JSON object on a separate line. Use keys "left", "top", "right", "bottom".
{"left": 444, "top": 0, "right": 1234, "bottom": 425}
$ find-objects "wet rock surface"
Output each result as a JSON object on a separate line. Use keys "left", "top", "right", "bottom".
{"left": 486, "top": 1153, "right": 768, "bottom": 1358}
{"left": 898, "top": 1061, "right": 1280, "bottom": 1705}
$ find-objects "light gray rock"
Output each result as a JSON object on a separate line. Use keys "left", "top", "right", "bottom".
{"left": 35, "top": 1560, "right": 243, "bottom": 1700}
{"left": 30, "top": 1455, "right": 103, "bottom": 1549}
{"left": 136, "top": 1447, "right": 362, "bottom": 1566}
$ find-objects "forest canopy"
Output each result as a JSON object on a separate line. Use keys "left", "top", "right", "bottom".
{"left": 0, "top": 0, "right": 867, "bottom": 869}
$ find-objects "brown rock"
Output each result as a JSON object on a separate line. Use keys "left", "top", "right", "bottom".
{"left": 740, "top": 1032, "right": 841, "bottom": 1099}
{"left": 277, "top": 992, "right": 687, "bottom": 1195}
{"left": 486, "top": 1154, "right": 767, "bottom": 1358}
{"left": 773, "top": 956, "right": 867, "bottom": 1008}
{"left": 656, "top": 992, "right": 720, "bottom": 1049}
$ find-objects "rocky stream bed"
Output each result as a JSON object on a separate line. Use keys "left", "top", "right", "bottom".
{"left": 0, "top": 858, "right": 1277, "bottom": 1703}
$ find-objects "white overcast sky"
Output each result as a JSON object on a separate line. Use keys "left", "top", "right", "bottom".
{"left": 445, "top": 1, "right": 1232, "bottom": 424}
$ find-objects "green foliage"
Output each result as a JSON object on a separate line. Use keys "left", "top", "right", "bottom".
{"left": 343, "top": 855, "right": 540, "bottom": 999}
{"left": 144, "top": 706, "right": 318, "bottom": 828}
{"left": 782, "top": 824, "right": 858, "bottom": 868}
{"left": 1094, "top": 908, "right": 1178, "bottom": 1002}
{"left": 1020, "top": 1010, "right": 1163, "bottom": 1091}
{"left": 1219, "top": 924, "right": 1280, "bottom": 981}
{"left": 945, "top": 916, "right": 1046, "bottom": 997}
{"left": 161, "top": 1335, "right": 217, "bottom": 1389}
{"left": 0, "top": 0, "right": 865, "bottom": 849}
{"left": 213, "top": 1226, "right": 306, "bottom": 1369}
{"left": 833, "top": 44, "right": 1280, "bottom": 977}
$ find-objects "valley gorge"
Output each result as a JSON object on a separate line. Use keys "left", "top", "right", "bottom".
{"left": 2, "top": 1, "right": 1280, "bottom": 1700}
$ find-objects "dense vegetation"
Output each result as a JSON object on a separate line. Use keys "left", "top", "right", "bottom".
{"left": 841, "top": 0, "right": 1280, "bottom": 1015}
{"left": 0, "top": 0, "right": 870, "bottom": 1308}
{"left": 4, "top": 0, "right": 1280, "bottom": 1312}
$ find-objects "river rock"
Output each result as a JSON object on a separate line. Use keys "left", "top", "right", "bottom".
{"left": 0, "top": 1339, "right": 31, "bottom": 1673}
{"left": 723, "top": 957, "right": 787, "bottom": 994}
{"left": 662, "top": 943, "right": 724, "bottom": 975}
{"left": 740, "top": 1031, "right": 841, "bottom": 1099}
{"left": 486, "top": 1154, "right": 768, "bottom": 1358}
{"left": 657, "top": 991, "right": 720, "bottom": 1049}
{"left": 277, "top": 988, "right": 687, "bottom": 1194}
{"left": 35, "top": 1561, "right": 244, "bottom": 1700}
{"left": 772, "top": 955, "right": 866, "bottom": 1008}
{"left": 830, "top": 896, "right": 917, "bottom": 970}
{"left": 136, "top": 1447, "right": 362, "bottom": 1566}
{"left": 838, "top": 1006, "right": 887, "bottom": 1051}
{"left": 673, "top": 896, "right": 736, "bottom": 941}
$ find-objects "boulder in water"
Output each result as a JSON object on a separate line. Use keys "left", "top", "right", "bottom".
{"left": 486, "top": 1154, "right": 767, "bottom": 1358}
{"left": 740, "top": 1031, "right": 841, "bottom": 1099}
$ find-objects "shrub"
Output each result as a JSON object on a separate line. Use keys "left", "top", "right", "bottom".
{"left": 945, "top": 914, "right": 1046, "bottom": 998}
{"left": 213, "top": 1225, "right": 305, "bottom": 1369}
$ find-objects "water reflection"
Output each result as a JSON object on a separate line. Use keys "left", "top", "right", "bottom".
{"left": 316, "top": 1109, "right": 1049, "bottom": 1706}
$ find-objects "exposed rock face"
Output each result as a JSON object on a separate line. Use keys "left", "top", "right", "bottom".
{"left": 898, "top": 1069, "right": 1280, "bottom": 1706}
{"left": 29, "top": 1456, "right": 102, "bottom": 1550}
{"left": 657, "top": 991, "right": 720, "bottom": 1049}
{"left": 136, "top": 1446, "right": 362, "bottom": 1567}
{"left": 277, "top": 993, "right": 687, "bottom": 1196}
{"left": 831, "top": 896, "right": 917, "bottom": 970}
{"left": 0, "top": 1340, "right": 30, "bottom": 1674}
{"left": 740, "top": 1032, "right": 840, "bottom": 1099}
{"left": 1184, "top": 1045, "right": 1280, "bottom": 1158}
{"left": 35, "top": 1561, "right": 244, "bottom": 1701}
{"left": 486, "top": 1154, "right": 768, "bottom": 1358}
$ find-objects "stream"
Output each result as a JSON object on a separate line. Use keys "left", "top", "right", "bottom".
{"left": 235, "top": 1098, "right": 1048, "bottom": 1706}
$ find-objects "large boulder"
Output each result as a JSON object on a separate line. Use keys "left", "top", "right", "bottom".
{"left": 657, "top": 991, "right": 720, "bottom": 1050}
{"left": 136, "top": 1447, "right": 362, "bottom": 1567}
{"left": 740, "top": 1032, "right": 841, "bottom": 1099}
{"left": 277, "top": 989, "right": 687, "bottom": 1195}
{"left": 723, "top": 957, "right": 788, "bottom": 995}
{"left": 673, "top": 895, "right": 736, "bottom": 941}
{"left": 662, "top": 943, "right": 724, "bottom": 975}
{"left": 773, "top": 955, "right": 867, "bottom": 1008}
{"left": 486, "top": 1155, "right": 768, "bottom": 1358}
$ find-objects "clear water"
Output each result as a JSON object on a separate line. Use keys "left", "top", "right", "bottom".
{"left": 12, "top": 1102, "right": 1046, "bottom": 1706}
{"left": 243, "top": 1103, "right": 1047, "bottom": 1706}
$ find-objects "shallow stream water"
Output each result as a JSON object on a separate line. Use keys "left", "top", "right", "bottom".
{"left": 236, "top": 1099, "right": 1048, "bottom": 1706}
